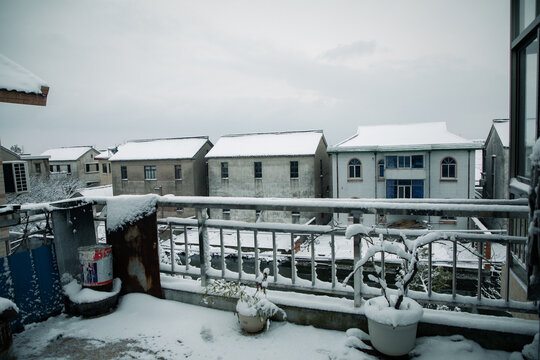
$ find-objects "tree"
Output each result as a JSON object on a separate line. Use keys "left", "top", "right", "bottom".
{"left": 9, "top": 144, "right": 23, "bottom": 154}
{"left": 6, "top": 173, "right": 85, "bottom": 204}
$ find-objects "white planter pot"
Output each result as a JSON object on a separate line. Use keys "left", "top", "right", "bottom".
{"left": 364, "top": 296, "right": 423, "bottom": 356}
{"left": 367, "top": 317, "right": 418, "bottom": 356}
{"left": 237, "top": 313, "right": 267, "bottom": 333}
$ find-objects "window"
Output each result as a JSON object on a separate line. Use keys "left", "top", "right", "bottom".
{"left": 290, "top": 161, "right": 299, "bottom": 179}
{"left": 292, "top": 211, "right": 300, "bottom": 224}
{"left": 254, "top": 162, "right": 262, "bottom": 179}
{"left": 386, "top": 180, "right": 424, "bottom": 199}
{"left": 49, "top": 165, "right": 53, "bottom": 172}
{"left": 223, "top": 208, "right": 230, "bottom": 220}
{"left": 221, "top": 162, "right": 228, "bottom": 179}
{"left": 385, "top": 155, "right": 424, "bottom": 169}
{"left": 490, "top": 155, "right": 497, "bottom": 197}
{"left": 102, "top": 163, "right": 108, "bottom": 174}
{"left": 35, "top": 163, "right": 41, "bottom": 174}
{"left": 175, "top": 165, "right": 182, "bottom": 180}
{"left": 144, "top": 165, "right": 156, "bottom": 180}
{"left": 121, "top": 166, "right": 128, "bottom": 180}
{"left": 108, "top": 163, "right": 111, "bottom": 173}
{"left": 378, "top": 160, "right": 384, "bottom": 179}
{"left": 348, "top": 158, "right": 362, "bottom": 179}
{"left": 13, "top": 163, "right": 28, "bottom": 192}
{"left": 85, "top": 163, "right": 98, "bottom": 173}
{"left": 440, "top": 216, "right": 457, "bottom": 223}
{"left": 386, "top": 156, "right": 397, "bottom": 168}
{"left": 441, "top": 157, "right": 457, "bottom": 179}
{"left": 255, "top": 210, "right": 261, "bottom": 220}
{"left": 56, "top": 165, "right": 61, "bottom": 172}
{"left": 176, "top": 207, "right": 184, "bottom": 214}
{"left": 411, "top": 155, "right": 424, "bottom": 168}
{"left": 66, "top": 164, "right": 71, "bottom": 174}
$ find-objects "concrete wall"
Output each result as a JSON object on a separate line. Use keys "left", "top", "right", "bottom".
{"left": 483, "top": 133, "right": 510, "bottom": 231}
{"left": 332, "top": 149, "right": 475, "bottom": 229}
{"left": 207, "top": 139, "right": 330, "bottom": 223}
{"left": 49, "top": 149, "right": 101, "bottom": 187}
{"left": 97, "top": 159, "right": 112, "bottom": 186}
{"left": 25, "top": 158, "right": 50, "bottom": 178}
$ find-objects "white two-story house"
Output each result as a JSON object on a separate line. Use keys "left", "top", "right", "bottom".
{"left": 329, "top": 122, "right": 481, "bottom": 229}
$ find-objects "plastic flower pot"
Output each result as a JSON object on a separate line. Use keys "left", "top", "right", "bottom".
{"left": 364, "top": 296, "right": 423, "bottom": 356}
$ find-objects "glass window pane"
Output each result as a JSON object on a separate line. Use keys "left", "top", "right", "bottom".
{"left": 518, "top": 0, "right": 536, "bottom": 34}
{"left": 518, "top": 38, "right": 538, "bottom": 178}
{"left": 411, "top": 155, "right": 424, "bottom": 168}
{"left": 386, "top": 156, "right": 397, "bottom": 168}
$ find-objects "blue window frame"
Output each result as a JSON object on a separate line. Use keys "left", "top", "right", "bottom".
{"left": 348, "top": 158, "right": 362, "bottom": 178}
{"left": 386, "top": 156, "right": 397, "bottom": 168}
{"left": 398, "top": 156, "right": 410, "bottom": 168}
{"left": 378, "top": 160, "right": 385, "bottom": 178}
{"left": 411, "top": 155, "right": 424, "bottom": 168}
{"left": 386, "top": 179, "right": 424, "bottom": 198}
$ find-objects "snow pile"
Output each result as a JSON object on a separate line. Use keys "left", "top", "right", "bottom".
{"left": 364, "top": 295, "right": 423, "bottom": 327}
{"left": 63, "top": 278, "right": 121, "bottom": 304}
{"left": 345, "top": 224, "right": 372, "bottom": 238}
{"left": 0, "top": 53, "right": 47, "bottom": 93}
{"left": 410, "top": 335, "right": 516, "bottom": 360}
{"left": 106, "top": 195, "right": 158, "bottom": 231}
{"left": 0, "top": 296, "right": 18, "bottom": 314}
{"left": 522, "top": 333, "right": 538, "bottom": 360}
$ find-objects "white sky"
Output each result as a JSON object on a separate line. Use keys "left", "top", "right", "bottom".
{"left": 0, "top": 0, "right": 509, "bottom": 154}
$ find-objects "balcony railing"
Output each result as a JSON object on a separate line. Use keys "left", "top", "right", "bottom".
{"left": 6, "top": 195, "right": 535, "bottom": 315}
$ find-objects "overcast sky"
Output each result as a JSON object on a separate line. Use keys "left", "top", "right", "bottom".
{"left": 0, "top": 0, "right": 509, "bottom": 155}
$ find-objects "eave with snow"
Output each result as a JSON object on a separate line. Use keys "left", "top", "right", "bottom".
{"left": 0, "top": 54, "right": 49, "bottom": 106}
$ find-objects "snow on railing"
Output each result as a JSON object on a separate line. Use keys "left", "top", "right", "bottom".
{"left": 5, "top": 195, "right": 535, "bottom": 314}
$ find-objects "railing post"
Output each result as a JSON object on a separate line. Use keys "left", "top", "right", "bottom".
{"left": 353, "top": 212, "right": 362, "bottom": 307}
{"left": 169, "top": 224, "right": 175, "bottom": 273}
{"left": 197, "top": 208, "right": 209, "bottom": 287}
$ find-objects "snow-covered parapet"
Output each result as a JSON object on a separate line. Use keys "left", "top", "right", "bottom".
{"left": 106, "top": 195, "right": 158, "bottom": 232}
{"left": 0, "top": 54, "right": 48, "bottom": 94}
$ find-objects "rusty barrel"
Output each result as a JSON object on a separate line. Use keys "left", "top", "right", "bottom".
{"left": 79, "top": 244, "right": 113, "bottom": 292}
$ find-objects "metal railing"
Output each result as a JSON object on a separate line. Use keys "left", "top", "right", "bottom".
{"left": 7, "top": 195, "right": 535, "bottom": 314}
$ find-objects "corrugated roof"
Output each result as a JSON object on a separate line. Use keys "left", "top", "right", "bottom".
{"left": 331, "top": 122, "right": 479, "bottom": 151}
{"left": 109, "top": 137, "right": 209, "bottom": 161}
{"left": 41, "top": 146, "right": 95, "bottom": 161}
{"left": 206, "top": 130, "right": 324, "bottom": 158}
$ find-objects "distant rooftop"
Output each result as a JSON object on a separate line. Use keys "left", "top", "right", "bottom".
{"left": 330, "top": 122, "right": 480, "bottom": 152}
{"left": 41, "top": 146, "right": 96, "bottom": 161}
{"left": 206, "top": 130, "right": 325, "bottom": 158}
{"left": 109, "top": 137, "right": 210, "bottom": 161}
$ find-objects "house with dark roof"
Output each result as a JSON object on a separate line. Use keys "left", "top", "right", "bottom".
{"left": 205, "top": 130, "right": 330, "bottom": 224}
{"left": 109, "top": 137, "right": 213, "bottom": 218}
{"left": 328, "top": 122, "right": 482, "bottom": 229}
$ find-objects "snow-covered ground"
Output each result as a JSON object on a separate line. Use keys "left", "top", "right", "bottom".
{"left": 10, "top": 291, "right": 530, "bottom": 360}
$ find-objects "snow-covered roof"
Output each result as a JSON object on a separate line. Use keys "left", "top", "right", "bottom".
{"left": 206, "top": 130, "right": 325, "bottom": 158}
{"left": 77, "top": 185, "right": 113, "bottom": 198}
{"left": 41, "top": 146, "right": 96, "bottom": 161}
{"left": 491, "top": 120, "right": 510, "bottom": 148}
{"left": 95, "top": 149, "right": 116, "bottom": 160}
{"left": 109, "top": 137, "right": 210, "bottom": 161}
{"left": 330, "top": 122, "right": 480, "bottom": 152}
{"left": 0, "top": 54, "right": 48, "bottom": 94}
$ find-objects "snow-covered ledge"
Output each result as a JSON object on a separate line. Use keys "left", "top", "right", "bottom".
{"left": 160, "top": 274, "right": 536, "bottom": 352}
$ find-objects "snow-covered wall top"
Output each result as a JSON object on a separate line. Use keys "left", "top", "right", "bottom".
{"left": 330, "top": 122, "right": 480, "bottom": 152}
{"left": 78, "top": 185, "right": 113, "bottom": 197}
{"left": 206, "top": 130, "right": 325, "bottom": 158}
{"left": 41, "top": 146, "right": 94, "bottom": 161}
{"left": 109, "top": 137, "right": 209, "bottom": 161}
{"left": 0, "top": 54, "right": 47, "bottom": 94}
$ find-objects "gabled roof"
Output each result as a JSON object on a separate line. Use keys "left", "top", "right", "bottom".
{"left": 41, "top": 146, "right": 97, "bottom": 161}
{"left": 109, "top": 137, "right": 210, "bottom": 161}
{"left": 486, "top": 119, "right": 510, "bottom": 148}
{"left": 205, "top": 130, "right": 326, "bottom": 158}
{"left": 329, "top": 122, "right": 480, "bottom": 152}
